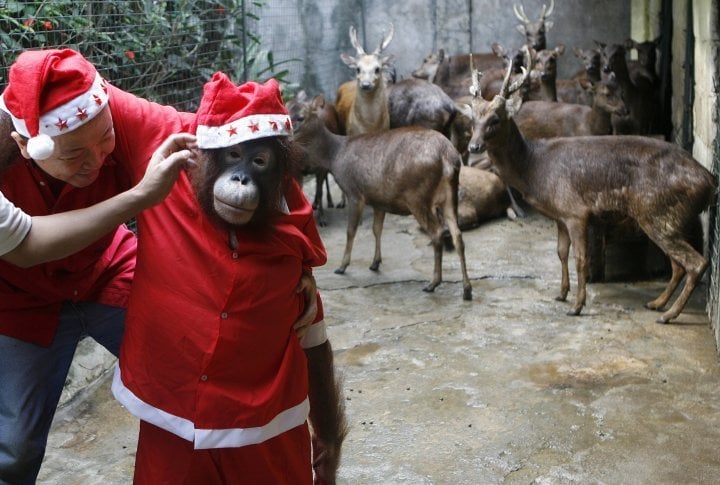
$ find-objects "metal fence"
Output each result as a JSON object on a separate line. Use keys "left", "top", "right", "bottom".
{"left": 0, "top": 1, "right": 304, "bottom": 112}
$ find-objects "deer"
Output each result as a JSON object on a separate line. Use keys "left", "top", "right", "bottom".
{"left": 477, "top": 43, "right": 528, "bottom": 101}
{"left": 597, "top": 41, "right": 655, "bottom": 135}
{"left": 458, "top": 165, "right": 517, "bottom": 229}
{"left": 626, "top": 37, "right": 661, "bottom": 90}
{"left": 338, "top": 23, "right": 395, "bottom": 136}
{"left": 411, "top": 47, "right": 507, "bottom": 99}
{"left": 291, "top": 95, "right": 473, "bottom": 301}
{"left": 512, "top": 77, "right": 628, "bottom": 139}
{"left": 333, "top": 23, "right": 395, "bottom": 208}
{"left": 513, "top": 0, "right": 555, "bottom": 51}
{"left": 572, "top": 47, "right": 602, "bottom": 83}
{"left": 524, "top": 45, "right": 564, "bottom": 101}
{"left": 467, "top": 60, "right": 717, "bottom": 323}
{"left": 387, "top": 78, "right": 458, "bottom": 141}
{"left": 287, "top": 91, "right": 341, "bottom": 226}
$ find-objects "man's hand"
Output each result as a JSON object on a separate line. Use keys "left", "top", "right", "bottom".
{"left": 134, "top": 133, "right": 198, "bottom": 208}
{"left": 294, "top": 272, "right": 318, "bottom": 339}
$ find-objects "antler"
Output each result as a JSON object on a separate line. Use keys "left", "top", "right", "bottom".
{"left": 374, "top": 23, "right": 394, "bottom": 55}
{"left": 501, "top": 45, "right": 531, "bottom": 98}
{"left": 349, "top": 26, "right": 365, "bottom": 55}
{"left": 540, "top": 0, "right": 555, "bottom": 20}
{"left": 513, "top": 4, "right": 530, "bottom": 22}
{"left": 469, "top": 54, "right": 482, "bottom": 99}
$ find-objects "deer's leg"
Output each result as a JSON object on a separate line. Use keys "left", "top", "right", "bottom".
{"left": 369, "top": 209, "right": 386, "bottom": 271}
{"left": 507, "top": 187, "right": 526, "bottom": 218}
{"left": 324, "top": 172, "right": 334, "bottom": 208}
{"left": 443, "top": 206, "right": 472, "bottom": 301}
{"left": 336, "top": 198, "right": 365, "bottom": 274}
{"left": 336, "top": 188, "right": 347, "bottom": 209}
{"left": 656, "top": 240, "right": 707, "bottom": 323}
{"left": 412, "top": 207, "right": 445, "bottom": 294}
{"left": 644, "top": 259, "right": 684, "bottom": 311}
{"left": 312, "top": 173, "right": 328, "bottom": 227}
{"left": 313, "top": 173, "right": 323, "bottom": 210}
{"left": 555, "top": 221, "right": 571, "bottom": 302}
{"left": 566, "top": 218, "right": 589, "bottom": 316}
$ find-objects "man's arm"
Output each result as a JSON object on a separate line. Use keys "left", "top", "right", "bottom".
{"left": 1, "top": 133, "right": 196, "bottom": 267}
{"left": 305, "top": 340, "right": 348, "bottom": 485}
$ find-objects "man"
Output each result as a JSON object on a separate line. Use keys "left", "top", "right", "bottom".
{"left": 0, "top": 49, "right": 319, "bottom": 483}
{"left": 0, "top": 133, "right": 196, "bottom": 267}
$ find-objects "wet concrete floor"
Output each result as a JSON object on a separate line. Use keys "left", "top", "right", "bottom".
{"left": 39, "top": 182, "right": 720, "bottom": 484}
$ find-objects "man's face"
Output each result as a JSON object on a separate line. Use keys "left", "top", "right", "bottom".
{"left": 13, "top": 106, "right": 115, "bottom": 188}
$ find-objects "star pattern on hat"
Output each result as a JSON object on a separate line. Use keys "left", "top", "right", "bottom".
{"left": 76, "top": 107, "right": 88, "bottom": 121}
{"left": 269, "top": 120, "right": 278, "bottom": 131}
{"left": 284, "top": 118, "right": 292, "bottom": 131}
{"left": 55, "top": 118, "right": 69, "bottom": 130}
{"left": 248, "top": 122, "right": 260, "bottom": 133}
{"left": 227, "top": 125, "right": 238, "bottom": 136}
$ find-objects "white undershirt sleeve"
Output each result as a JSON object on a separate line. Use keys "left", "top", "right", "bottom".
{"left": 0, "top": 191, "right": 32, "bottom": 256}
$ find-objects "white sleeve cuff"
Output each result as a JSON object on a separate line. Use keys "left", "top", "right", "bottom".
{"left": 300, "top": 320, "right": 328, "bottom": 349}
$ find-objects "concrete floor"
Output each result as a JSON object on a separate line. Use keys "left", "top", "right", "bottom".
{"left": 39, "top": 183, "right": 720, "bottom": 484}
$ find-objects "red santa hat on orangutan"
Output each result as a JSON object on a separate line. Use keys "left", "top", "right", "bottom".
{"left": 194, "top": 72, "right": 292, "bottom": 149}
{"left": 0, "top": 48, "right": 109, "bottom": 160}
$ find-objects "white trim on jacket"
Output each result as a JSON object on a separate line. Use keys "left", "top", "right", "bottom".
{"left": 112, "top": 366, "right": 310, "bottom": 450}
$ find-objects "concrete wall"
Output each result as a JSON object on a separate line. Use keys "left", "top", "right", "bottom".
{"left": 257, "top": 0, "right": 631, "bottom": 100}
{"left": 689, "top": 0, "right": 720, "bottom": 354}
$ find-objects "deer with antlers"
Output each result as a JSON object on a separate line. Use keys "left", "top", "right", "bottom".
{"left": 337, "top": 24, "right": 395, "bottom": 136}
{"left": 513, "top": 0, "right": 555, "bottom": 51}
{"left": 467, "top": 56, "right": 717, "bottom": 323}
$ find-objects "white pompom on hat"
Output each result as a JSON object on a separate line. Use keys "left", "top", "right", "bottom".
{"left": 0, "top": 49, "right": 109, "bottom": 160}
{"left": 194, "top": 72, "right": 292, "bottom": 149}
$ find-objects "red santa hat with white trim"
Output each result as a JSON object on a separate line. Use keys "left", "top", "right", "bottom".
{"left": 0, "top": 48, "right": 109, "bottom": 160}
{"left": 194, "top": 72, "right": 292, "bottom": 149}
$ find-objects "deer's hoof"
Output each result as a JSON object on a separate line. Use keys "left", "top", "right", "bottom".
{"left": 555, "top": 295, "right": 567, "bottom": 302}
{"left": 566, "top": 307, "right": 583, "bottom": 316}
{"left": 369, "top": 262, "right": 380, "bottom": 271}
{"left": 422, "top": 283, "right": 438, "bottom": 293}
{"left": 644, "top": 301, "right": 663, "bottom": 311}
{"left": 463, "top": 287, "right": 472, "bottom": 301}
{"left": 334, "top": 267, "right": 346, "bottom": 275}
{"left": 655, "top": 316, "right": 670, "bottom": 324}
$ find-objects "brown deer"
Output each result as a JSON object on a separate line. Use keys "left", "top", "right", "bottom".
{"left": 334, "top": 23, "right": 395, "bottom": 208}
{"left": 338, "top": 24, "right": 395, "bottom": 136}
{"left": 292, "top": 95, "right": 473, "bottom": 301}
{"left": 513, "top": 77, "right": 628, "bottom": 138}
{"left": 597, "top": 41, "right": 655, "bottom": 134}
{"left": 411, "top": 48, "right": 506, "bottom": 99}
{"left": 572, "top": 47, "right": 602, "bottom": 83}
{"left": 467, "top": 61, "right": 717, "bottom": 323}
{"left": 513, "top": 0, "right": 555, "bottom": 51}
{"left": 287, "top": 91, "right": 341, "bottom": 226}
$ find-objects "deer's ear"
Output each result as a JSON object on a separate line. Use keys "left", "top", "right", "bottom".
{"left": 545, "top": 20, "right": 554, "bottom": 31}
{"left": 516, "top": 25, "right": 526, "bottom": 36}
{"left": 340, "top": 53, "right": 357, "bottom": 68}
{"left": 312, "top": 95, "right": 326, "bottom": 109}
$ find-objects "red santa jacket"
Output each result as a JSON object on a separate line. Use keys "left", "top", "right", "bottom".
{"left": 113, "top": 173, "right": 328, "bottom": 450}
{"left": 0, "top": 85, "right": 195, "bottom": 346}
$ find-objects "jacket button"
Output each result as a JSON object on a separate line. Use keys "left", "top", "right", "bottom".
{"left": 200, "top": 374, "right": 208, "bottom": 382}
{"left": 221, "top": 312, "right": 228, "bottom": 319}
{"left": 232, "top": 252, "right": 239, "bottom": 259}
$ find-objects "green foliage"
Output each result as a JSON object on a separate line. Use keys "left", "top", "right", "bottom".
{"left": 0, "top": 1, "right": 297, "bottom": 111}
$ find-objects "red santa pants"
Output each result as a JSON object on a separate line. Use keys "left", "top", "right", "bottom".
{"left": 133, "top": 420, "right": 313, "bottom": 485}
